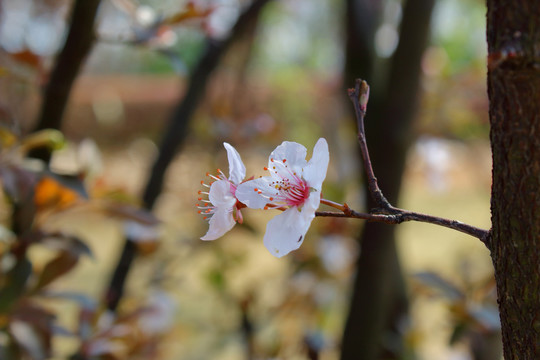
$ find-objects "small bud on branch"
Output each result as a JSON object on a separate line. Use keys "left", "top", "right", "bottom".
{"left": 358, "top": 80, "right": 370, "bottom": 113}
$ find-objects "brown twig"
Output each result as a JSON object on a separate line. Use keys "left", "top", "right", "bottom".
{"left": 348, "top": 80, "right": 393, "bottom": 210}
{"left": 315, "top": 209, "right": 489, "bottom": 242}
{"left": 318, "top": 79, "right": 491, "bottom": 247}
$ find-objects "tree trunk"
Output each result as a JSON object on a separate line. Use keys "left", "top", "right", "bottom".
{"left": 341, "top": 0, "right": 434, "bottom": 359}
{"left": 487, "top": 1, "right": 540, "bottom": 358}
{"left": 30, "top": 0, "right": 102, "bottom": 162}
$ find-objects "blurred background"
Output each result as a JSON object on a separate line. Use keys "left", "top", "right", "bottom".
{"left": 0, "top": 0, "right": 498, "bottom": 359}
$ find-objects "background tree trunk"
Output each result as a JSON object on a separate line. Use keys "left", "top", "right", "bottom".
{"left": 30, "top": 0, "right": 102, "bottom": 163}
{"left": 487, "top": 1, "right": 540, "bottom": 358}
{"left": 341, "top": 0, "right": 434, "bottom": 359}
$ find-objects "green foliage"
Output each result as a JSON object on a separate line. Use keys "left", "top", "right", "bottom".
{"left": 431, "top": 0, "right": 487, "bottom": 74}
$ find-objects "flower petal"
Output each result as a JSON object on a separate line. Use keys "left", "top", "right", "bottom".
{"left": 263, "top": 189, "right": 321, "bottom": 257}
{"left": 263, "top": 207, "right": 312, "bottom": 258}
{"left": 269, "top": 141, "right": 308, "bottom": 173}
{"left": 235, "top": 177, "right": 273, "bottom": 209}
{"left": 209, "top": 179, "right": 237, "bottom": 209}
{"left": 302, "top": 188, "right": 322, "bottom": 217}
{"left": 303, "top": 138, "right": 329, "bottom": 190}
{"left": 201, "top": 208, "right": 235, "bottom": 241}
{"left": 224, "top": 142, "right": 246, "bottom": 184}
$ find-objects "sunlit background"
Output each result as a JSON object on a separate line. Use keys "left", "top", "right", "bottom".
{"left": 0, "top": 0, "right": 496, "bottom": 359}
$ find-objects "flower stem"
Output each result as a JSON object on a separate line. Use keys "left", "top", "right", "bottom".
{"left": 320, "top": 198, "right": 347, "bottom": 211}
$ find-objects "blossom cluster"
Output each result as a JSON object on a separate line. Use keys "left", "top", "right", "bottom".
{"left": 197, "top": 139, "right": 329, "bottom": 257}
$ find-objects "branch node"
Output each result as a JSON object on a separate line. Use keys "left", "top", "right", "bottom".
{"left": 344, "top": 78, "right": 490, "bottom": 244}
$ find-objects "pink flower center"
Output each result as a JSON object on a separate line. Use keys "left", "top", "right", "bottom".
{"left": 257, "top": 158, "right": 311, "bottom": 209}
{"left": 271, "top": 176, "right": 310, "bottom": 207}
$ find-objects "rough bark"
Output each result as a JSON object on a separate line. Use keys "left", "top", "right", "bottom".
{"left": 487, "top": 1, "right": 540, "bottom": 358}
{"left": 341, "top": 0, "right": 434, "bottom": 359}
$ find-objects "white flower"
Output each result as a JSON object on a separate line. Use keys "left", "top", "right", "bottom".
{"left": 236, "top": 138, "right": 329, "bottom": 257}
{"left": 198, "top": 143, "right": 246, "bottom": 240}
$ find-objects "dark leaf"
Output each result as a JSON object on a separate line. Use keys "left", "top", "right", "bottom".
{"left": 10, "top": 301, "right": 55, "bottom": 360}
{"left": 0, "top": 342, "right": 19, "bottom": 360}
{"left": 124, "top": 221, "right": 161, "bottom": 255}
{"left": 51, "top": 324, "right": 74, "bottom": 337}
{"left": 105, "top": 203, "right": 159, "bottom": 225}
{"left": 9, "top": 320, "right": 51, "bottom": 360}
{"left": 40, "top": 290, "right": 96, "bottom": 310}
{"left": 19, "top": 129, "right": 65, "bottom": 155}
{"left": 32, "top": 252, "right": 78, "bottom": 292}
{"left": 412, "top": 271, "right": 464, "bottom": 302}
{"left": 0, "top": 126, "right": 18, "bottom": 148}
{"left": 0, "top": 163, "right": 37, "bottom": 203}
{"left": 449, "top": 322, "right": 468, "bottom": 345}
{"left": 468, "top": 304, "right": 501, "bottom": 331}
{"left": 0, "top": 164, "right": 39, "bottom": 233}
{"left": 10, "top": 321, "right": 48, "bottom": 360}
{"left": 11, "top": 301, "right": 55, "bottom": 332}
{"left": 40, "top": 232, "right": 93, "bottom": 258}
{"left": 0, "top": 258, "right": 32, "bottom": 313}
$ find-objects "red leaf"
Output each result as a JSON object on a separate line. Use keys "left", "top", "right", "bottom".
{"left": 163, "top": 2, "right": 214, "bottom": 26}
{"left": 9, "top": 49, "right": 42, "bottom": 69}
{"left": 32, "top": 252, "right": 78, "bottom": 292}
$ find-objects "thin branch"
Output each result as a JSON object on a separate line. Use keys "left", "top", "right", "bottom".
{"left": 348, "top": 80, "right": 392, "bottom": 210}
{"left": 315, "top": 208, "right": 489, "bottom": 243}
{"left": 320, "top": 79, "right": 491, "bottom": 247}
